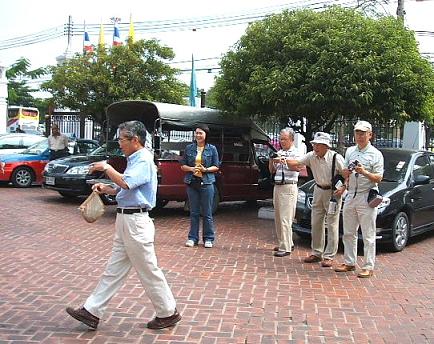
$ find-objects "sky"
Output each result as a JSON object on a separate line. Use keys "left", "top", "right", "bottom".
{"left": 0, "top": 0, "right": 433, "bottom": 93}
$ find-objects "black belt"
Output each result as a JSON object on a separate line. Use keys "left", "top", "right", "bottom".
{"left": 276, "top": 180, "right": 298, "bottom": 185}
{"left": 117, "top": 208, "right": 148, "bottom": 214}
{"left": 316, "top": 184, "right": 331, "bottom": 190}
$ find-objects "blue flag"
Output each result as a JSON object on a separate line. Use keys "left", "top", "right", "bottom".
{"left": 189, "top": 54, "right": 197, "bottom": 107}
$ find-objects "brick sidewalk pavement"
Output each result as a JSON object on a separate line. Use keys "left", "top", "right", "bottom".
{"left": 0, "top": 186, "right": 433, "bottom": 343}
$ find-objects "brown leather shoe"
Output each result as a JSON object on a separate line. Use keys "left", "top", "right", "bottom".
{"left": 334, "top": 264, "right": 356, "bottom": 272}
{"left": 357, "top": 269, "right": 374, "bottom": 278}
{"left": 66, "top": 306, "right": 99, "bottom": 329}
{"left": 147, "top": 309, "right": 182, "bottom": 329}
{"left": 303, "top": 255, "right": 322, "bottom": 263}
{"left": 321, "top": 259, "right": 333, "bottom": 267}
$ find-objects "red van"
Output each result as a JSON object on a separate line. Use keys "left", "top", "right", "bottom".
{"left": 106, "top": 100, "right": 281, "bottom": 212}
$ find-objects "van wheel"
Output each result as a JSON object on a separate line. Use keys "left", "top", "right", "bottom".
{"left": 11, "top": 167, "right": 34, "bottom": 188}
{"left": 388, "top": 212, "right": 409, "bottom": 252}
{"left": 156, "top": 200, "right": 169, "bottom": 209}
{"left": 59, "top": 191, "right": 78, "bottom": 199}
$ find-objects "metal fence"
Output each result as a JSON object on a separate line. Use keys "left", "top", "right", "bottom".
{"left": 48, "top": 113, "right": 102, "bottom": 141}
{"left": 262, "top": 117, "right": 403, "bottom": 151}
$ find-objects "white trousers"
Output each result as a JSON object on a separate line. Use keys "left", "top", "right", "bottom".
{"left": 311, "top": 187, "right": 342, "bottom": 259}
{"left": 342, "top": 193, "right": 377, "bottom": 270}
{"left": 84, "top": 212, "right": 176, "bottom": 319}
{"left": 273, "top": 184, "right": 298, "bottom": 252}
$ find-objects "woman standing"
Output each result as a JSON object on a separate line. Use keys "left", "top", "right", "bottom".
{"left": 180, "top": 124, "right": 220, "bottom": 248}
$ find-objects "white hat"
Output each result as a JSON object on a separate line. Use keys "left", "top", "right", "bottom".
{"left": 310, "top": 132, "right": 332, "bottom": 148}
{"left": 354, "top": 120, "right": 372, "bottom": 132}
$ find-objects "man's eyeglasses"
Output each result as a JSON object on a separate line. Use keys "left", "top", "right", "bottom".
{"left": 117, "top": 137, "right": 132, "bottom": 143}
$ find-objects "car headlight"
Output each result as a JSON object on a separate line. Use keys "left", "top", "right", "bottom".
{"left": 66, "top": 165, "right": 90, "bottom": 175}
{"left": 44, "top": 163, "right": 52, "bottom": 172}
{"left": 377, "top": 196, "right": 391, "bottom": 214}
{"left": 297, "top": 190, "right": 306, "bottom": 205}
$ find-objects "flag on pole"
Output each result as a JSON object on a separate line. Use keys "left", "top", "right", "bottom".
{"left": 113, "top": 23, "right": 122, "bottom": 46}
{"left": 189, "top": 54, "right": 197, "bottom": 107}
{"left": 98, "top": 23, "right": 105, "bottom": 49}
{"left": 83, "top": 23, "right": 93, "bottom": 53}
{"left": 128, "top": 14, "right": 135, "bottom": 43}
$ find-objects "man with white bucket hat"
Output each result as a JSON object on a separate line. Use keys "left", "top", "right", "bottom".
{"left": 286, "top": 132, "right": 345, "bottom": 267}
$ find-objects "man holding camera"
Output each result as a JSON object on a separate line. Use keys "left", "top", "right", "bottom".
{"left": 268, "top": 128, "right": 301, "bottom": 257}
{"left": 335, "top": 121, "right": 383, "bottom": 278}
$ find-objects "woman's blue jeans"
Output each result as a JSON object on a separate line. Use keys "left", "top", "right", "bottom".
{"left": 187, "top": 183, "right": 215, "bottom": 243}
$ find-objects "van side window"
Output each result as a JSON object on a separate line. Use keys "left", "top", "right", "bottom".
{"left": 221, "top": 138, "right": 250, "bottom": 163}
{"left": 159, "top": 130, "right": 193, "bottom": 160}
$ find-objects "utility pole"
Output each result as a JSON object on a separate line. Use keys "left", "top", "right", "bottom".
{"left": 396, "top": 0, "right": 405, "bottom": 19}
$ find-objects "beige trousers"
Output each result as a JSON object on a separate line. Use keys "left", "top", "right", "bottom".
{"left": 273, "top": 184, "right": 298, "bottom": 252}
{"left": 342, "top": 192, "right": 377, "bottom": 270}
{"left": 310, "top": 186, "right": 342, "bottom": 259}
{"left": 84, "top": 212, "right": 177, "bottom": 318}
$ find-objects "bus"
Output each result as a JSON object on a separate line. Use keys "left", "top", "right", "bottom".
{"left": 7, "top": 106, "right": 40, "bottom": 133}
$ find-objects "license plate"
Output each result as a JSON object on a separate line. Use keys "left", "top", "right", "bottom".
{"left": 45, "top": 176, "right": 55, "bottom": 185}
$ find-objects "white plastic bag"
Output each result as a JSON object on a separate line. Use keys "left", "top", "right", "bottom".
{"left": 79, "top": 191, "right": 105, "bottom": 223}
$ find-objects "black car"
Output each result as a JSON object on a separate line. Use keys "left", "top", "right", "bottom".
{"left": 43, "top": 141, "right": 126, "bottom": 204}
{"left": 294, "top": 148, "right": 434, "bottom": 252}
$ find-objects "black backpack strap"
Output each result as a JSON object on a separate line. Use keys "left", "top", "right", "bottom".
{"left": 331, "top": 152, "right": 337, "bottom": 186}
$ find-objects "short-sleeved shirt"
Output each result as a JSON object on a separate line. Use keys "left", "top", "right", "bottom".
{"left": 116, "top": 148, "right": 157, "bottom": 209}
{"left": 48, "top": 134, "right": 69, "bottom": 151}
{"left": 345, "top": 143, "right": 384, "bottom": 195}
{"left": 273, "top": 147, "right": 301, "bottom": 183}
{"left": 299, "top": 150, "right": 344, "bottom": 186}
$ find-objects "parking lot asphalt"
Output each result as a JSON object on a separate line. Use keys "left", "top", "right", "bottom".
{"left": 1, "top": 186, "right": 434, "bottom": 343}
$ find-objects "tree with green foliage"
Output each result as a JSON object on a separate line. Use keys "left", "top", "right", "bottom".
{"left": 42, "top": 39, "right": 189, "bottom": 124}
{"left": 212, "top": 7, "right": 434, "bottom": 142}
{"left": 6, "top": 58, "right": 46, "bottom": 108}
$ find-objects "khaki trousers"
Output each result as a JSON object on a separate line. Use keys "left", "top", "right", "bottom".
{"left": 273, "top": 184, "right": 298, "bottom": 252}
{"left": 342, "top": 192, "right": 377, "bottom": 270}
{"left": 84, "top": 212, "right": 177, "bottom": 319}
{"left": 310, "top": 186, "right": 342, "bottom": 259}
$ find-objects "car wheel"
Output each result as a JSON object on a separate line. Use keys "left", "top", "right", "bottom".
{"left": 58, "top": 191, "right": 78, "bottom": 199}
{"left": 389, "top": 212, "right": 410, "bottom": 252}
{"left": 11, "top": 167, "right": 34, "bottom": 188}
{"left": 100, "top": 194, "right": 117, "bottom": 205}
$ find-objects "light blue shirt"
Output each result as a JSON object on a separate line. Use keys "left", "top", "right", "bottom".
{"left": 345, "top": 143, "right": 384, "bottom": 195}
{"left": 116, "top": 148, "right": 157, "bottom": 209}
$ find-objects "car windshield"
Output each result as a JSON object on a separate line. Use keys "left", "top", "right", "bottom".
{"left": 90, "top": 141, "right": 123, "bottom": 156}
{"left": 22, "top": 139, "right": 49, "bottom": 155}
{"left": 381, "top": 150, "right": 411, "bottom": 183}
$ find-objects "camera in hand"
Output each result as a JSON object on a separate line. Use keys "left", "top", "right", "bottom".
{"left": 348, "top": 160, "right": 359, "bottom": 171}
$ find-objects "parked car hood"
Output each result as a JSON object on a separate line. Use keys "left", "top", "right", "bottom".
{"left": 1, "top": 151, "right": 49, "bottom": 163}
{"left": 51, "top": 154, "right": 108, "bottom": 166}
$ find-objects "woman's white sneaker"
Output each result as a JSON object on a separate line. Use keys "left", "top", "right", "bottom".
{"left": 204, "top": 241, "right": 213, "bottom": 248}
{"left": 185, "top": 240, "right": 195, "bottom": 247}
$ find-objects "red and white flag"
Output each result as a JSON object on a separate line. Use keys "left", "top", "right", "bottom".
{"left": 83, "top": 31, "right": 94, "bottom": 53}
{"left": 113, "top": 24, "right": 122, "bottom": 46}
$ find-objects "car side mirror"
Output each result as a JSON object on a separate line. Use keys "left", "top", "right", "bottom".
{"left": 413, "top": 175, "right": 430, "bottom": 186}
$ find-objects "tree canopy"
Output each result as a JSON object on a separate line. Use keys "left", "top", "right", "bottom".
{"left": 6, "top": 58, "right": 47, "bottom": 108}
{"left": 211, "top": 7, "right": 434, "bottom": 139}
{"left": 42, "top": 39, "right": 189, "bottom": 124}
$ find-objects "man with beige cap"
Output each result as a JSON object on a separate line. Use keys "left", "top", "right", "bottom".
{"left": 335, "top": 120, "right": 383, "bottom": 278}
{"left": 286, "top": 132, "right": 345, "bottom": 267}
